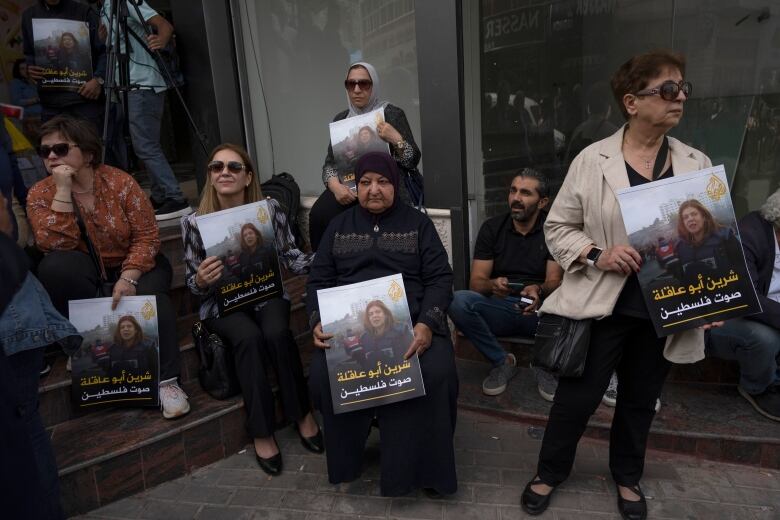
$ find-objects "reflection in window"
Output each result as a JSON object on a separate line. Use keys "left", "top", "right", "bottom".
{"left": 477, "top": 0, "right": 780, "bottom": 220}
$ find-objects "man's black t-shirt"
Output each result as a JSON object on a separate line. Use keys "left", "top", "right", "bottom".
{"left": 473, "top": 212, "right": 551, "bottom": 284}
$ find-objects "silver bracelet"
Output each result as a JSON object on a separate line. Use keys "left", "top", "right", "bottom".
{"left": 120, "top": 276, "right": 138, "bottom": 287}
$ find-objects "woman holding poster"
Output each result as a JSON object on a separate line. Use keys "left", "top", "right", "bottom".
{"left": 308, "top": 61, "right": 422, "bottom": 251}
{"left": 520, "top": 51, "right": 720, "bottom": 519}
{"left": 307, "top": 152, "right": 457, "bottom": 498}
{"left": 27, "top": 116, "right": 188, "bottom": 420}
{"left": 181, "top": 143, "right": 322, "bottom": 477}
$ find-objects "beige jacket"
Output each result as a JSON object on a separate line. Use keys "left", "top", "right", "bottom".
{"left": 540, "top": 125, "right": 712, "bottom": 364}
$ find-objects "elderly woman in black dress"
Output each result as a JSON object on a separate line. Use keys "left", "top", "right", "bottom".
{"left": 307, "top": 152, "right": 457, "bottom": 497}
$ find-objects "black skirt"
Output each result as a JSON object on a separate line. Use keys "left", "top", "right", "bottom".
{"left": 308, "top": 334, "right": 459, "bottom": 496}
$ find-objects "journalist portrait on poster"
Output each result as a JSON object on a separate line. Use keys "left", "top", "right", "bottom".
{"left": 317, "top": 274, "right": 425, "bottom": 413}
{"left": 32, "top": 19, "right": 93, "bottom": 91}
{"left": 616, "top": 165, "right": 761, "bottom": 336}
{"left": 68, "top": 296, "right": 160, "bottom": 410}
{"left": 329, "top": 108, "right": 389, "bottom": 190}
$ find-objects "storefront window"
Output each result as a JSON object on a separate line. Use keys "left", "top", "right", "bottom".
{"left": 238, "top": 0, "right": 421, "bottom": 197}
{"left": 476, "top": 0, "right": 780, "bottom": 223}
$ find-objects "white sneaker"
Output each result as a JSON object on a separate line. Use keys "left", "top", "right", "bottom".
{"left": 159, "top": 380, "right": 191, "bottom": 419}
{"left": 602, "top": 372, "right": 618, "bottom": 407}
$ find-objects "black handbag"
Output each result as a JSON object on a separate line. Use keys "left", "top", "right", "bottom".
{"left": 192, "top": 321, "right": 241, "bottom": 400}
{"left": 532, "top": 314, "right": 591, "bottom": 377}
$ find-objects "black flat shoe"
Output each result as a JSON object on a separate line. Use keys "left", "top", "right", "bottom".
{"left": 255, "top": 451, "right": 282, "bottom": 476}
{"left": 616, "top": 484, "right": 647, "bottom": 520}
{"left": 295, "top": 423, "right": 325, "bottom": 454}
{"left": 521, "top": 477, "right": 555, "bottom": 516}
{"left": 422, "top": 487, "right": 443, "bottom": 499}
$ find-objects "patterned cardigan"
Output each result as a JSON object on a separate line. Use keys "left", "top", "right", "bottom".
{"left": 181, "top": 198, "right": 313, "bottom": 320}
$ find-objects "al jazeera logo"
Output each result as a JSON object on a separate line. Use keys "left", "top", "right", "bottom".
{"left": 706, "top": 175, "right": 727, "bottom": 202}
{"left": 388, "top": 280, "right": 403, "bottom": 302}
{"left": 257, "top": 206, "right": 269, "bottom": 225}
{"left": 141, "top": 300, "right": 156, "bottom": 321}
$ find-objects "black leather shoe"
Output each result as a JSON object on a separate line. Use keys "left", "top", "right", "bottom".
{"left": 521, "top": 478, "right": 555, "bottom": 516}
{"left": 295, "top": 423, "right": 325, "bottom": 454}
{"left": 616, "top": 484, "right": 647, "bottom": 520}
{"left": 255, "top": 451, "right": 282, "bottom": 476}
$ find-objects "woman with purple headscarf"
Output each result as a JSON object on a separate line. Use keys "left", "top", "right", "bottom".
{"left": 306, "top": 152, "right": 457, "bottom": 498}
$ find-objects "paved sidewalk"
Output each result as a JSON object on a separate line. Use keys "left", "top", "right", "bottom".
{"left": 75, "top": 409, "right": 778, "bottom": 520}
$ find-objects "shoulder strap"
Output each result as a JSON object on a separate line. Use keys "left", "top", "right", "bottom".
{"left": 71, "top": 200, "right": 109, "bottom": 283}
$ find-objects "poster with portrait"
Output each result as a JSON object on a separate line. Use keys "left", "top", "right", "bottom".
{"left": 317, "top": 273, "right": 425, "bottom": 414}
{"left": 68, "top": 296, "right": 160, "bottom": 410}
{"left": 616, "top": 165, "right": 761, "bottom": 336}
{"left": 196, "top": 200, "right": 284, "bottom": 316}
{"left": 329, "top": 107, "right": 389, "bottom": 190}
{"left": 32, "top": 18, "right": 92, "bottom": 91}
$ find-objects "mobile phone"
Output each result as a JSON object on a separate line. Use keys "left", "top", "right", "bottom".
{"left": 507, "top": 282, "right": 525, "bottom": 294}
{"left": 518, "top": 296, "right": 535, "bottom": 307}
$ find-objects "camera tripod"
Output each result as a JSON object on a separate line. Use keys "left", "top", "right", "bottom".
{"left": 100, "top": 0, "right": 207, "bottom": 165}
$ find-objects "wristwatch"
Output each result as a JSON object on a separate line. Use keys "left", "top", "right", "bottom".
{"left": 585, "top": 247, "right": 603, "bottom": 268}
{"left": 395, "top": 139, "right": 405, "bottom": 150}
{"left": 95, "top": 76, "right": 105, "bottom": 86}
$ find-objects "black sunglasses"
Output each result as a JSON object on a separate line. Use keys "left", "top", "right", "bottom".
{"left": 208, "top": 160, "right": 246, "bottom": 174}
{"left": 635, "top": 80, "right": 692, "bottom": 101}
{"left": 344, "top": 79, "right": 373, "bottom": 91}
{"left": 38, "top": 142, "right": 79, "bottom": 158}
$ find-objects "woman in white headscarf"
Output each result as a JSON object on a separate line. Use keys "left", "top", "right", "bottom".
{"left": 308, "top": 62, "right": 422, "bottom": 251}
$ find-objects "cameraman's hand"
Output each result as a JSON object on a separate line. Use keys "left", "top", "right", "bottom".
{"left": 146, "top": 33, "right": 169, "bottom": 51}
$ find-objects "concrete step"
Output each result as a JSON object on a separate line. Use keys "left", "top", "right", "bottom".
{"left": 454, "top": 333, "right": 740, "bottom": 386}
{"left": 456, "top": 359, "right": 779, "bottom": 470}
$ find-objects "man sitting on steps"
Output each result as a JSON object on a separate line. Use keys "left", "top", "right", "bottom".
{"left": 449, "top": 169, "right": 562, "bottom": 396}
{"left": 706, "top": 188, "right": 780, "bottom": 422}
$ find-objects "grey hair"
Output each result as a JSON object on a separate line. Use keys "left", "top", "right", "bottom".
{"left": 514, "top": 168, "right": 550, "bottom": 199}
{"left": 760, "top": 189, "right": 780, "bottom": 227}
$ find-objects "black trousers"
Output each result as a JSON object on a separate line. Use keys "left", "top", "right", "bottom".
{"left": 309, "top": 335, "right": 459, "bottom": 496}
{"left": 308, "top": 188, "right": 357, "bottom": 252}
{"left": 37, "top": 250, "right": 180, "bottom": 381}
{"left": 537, "top": 314, "right": 671, "bottom": 487}
{"left": 205, "top": 298, "right": 310, "bottom": 439}
{"left": 0, "top": 347, "right": 63, "bottom": 520}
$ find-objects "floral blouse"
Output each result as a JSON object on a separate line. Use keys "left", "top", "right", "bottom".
{"left": 27, "top": 165, "right": 159, "bottom": 273}
{"left": 181, "top": 198, "right": 313, "bottom": 320}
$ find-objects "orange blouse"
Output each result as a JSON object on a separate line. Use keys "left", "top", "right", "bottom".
{"left": 27, "top": 165, "right": 160, "bottom": 273}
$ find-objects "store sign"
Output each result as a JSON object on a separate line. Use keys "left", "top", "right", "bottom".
{"left": 483, "top": 5, "right": 548, "bottom": 52}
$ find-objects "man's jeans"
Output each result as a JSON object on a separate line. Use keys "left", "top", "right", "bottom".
{"left": 449, "top": 290, "right": 539, "bottom": 367}
{"left": 706, "top": 318, "right": 780, "bottom": 394}
{"left": 127, "top": 89, "right": 184, "bottom": 204}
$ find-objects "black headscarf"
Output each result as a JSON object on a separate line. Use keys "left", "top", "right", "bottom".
{"left": 355, "top": 151, "right": 401, "bottom": 200}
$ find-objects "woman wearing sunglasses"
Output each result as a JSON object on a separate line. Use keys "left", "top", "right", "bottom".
{"left": 181, "top": 143, "right": 323, "bottom": 476}
{"left": 307, "top": 61, "right": 422, "bottom": 251}
{"left": 26, "top": 115, "right": 191, "bottom": 420}
{"left": 521, "top": 51, "right": 718, "bottom": 520}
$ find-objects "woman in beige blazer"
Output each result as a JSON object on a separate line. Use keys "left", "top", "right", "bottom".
{"left": 521, "top": 51, "right": 718, "bottom": 520}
